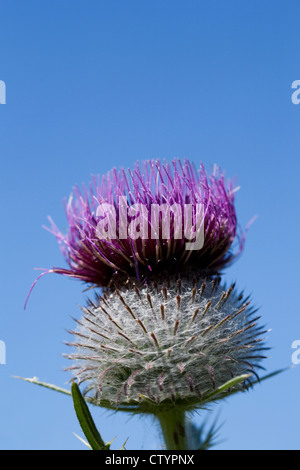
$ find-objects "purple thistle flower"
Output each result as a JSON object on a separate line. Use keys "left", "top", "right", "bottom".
{"left": 27, "top": 159, "right": 245, "bottom": 305}
{"left": 24, "top": 158, "right": 270, "bottom": 452}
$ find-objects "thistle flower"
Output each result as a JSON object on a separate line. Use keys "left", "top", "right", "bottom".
{"left": 46, "top": 160, "right": 244, "bottom": 288}
{"left": 66, "top": 275, "right": 266, "bottom": 414}
{"left": 25, "top": 158, "right": 271, "bottom": 451}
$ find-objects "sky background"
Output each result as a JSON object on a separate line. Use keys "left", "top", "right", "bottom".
{"left": 0, "top": 0, "right": 300, "bottom": 450}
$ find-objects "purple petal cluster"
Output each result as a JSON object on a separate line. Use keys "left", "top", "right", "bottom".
{"left": 47, "top": 159, "right": 244, "bottom": 287}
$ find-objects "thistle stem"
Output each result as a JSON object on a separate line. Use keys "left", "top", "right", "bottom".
{"left": 156, "top": 409, "right": 188, "bottom": 450}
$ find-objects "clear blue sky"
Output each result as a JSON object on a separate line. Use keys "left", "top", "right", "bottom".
{"left": 0, "top": 0, "right": 299, "bottom": 450}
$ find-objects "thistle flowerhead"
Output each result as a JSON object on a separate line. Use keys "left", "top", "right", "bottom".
{"left": 47, "top": 159, "right": 244, "bottom": 288}
{"left": 66, "top": 275, "right": 266, "bottom": 414}
{"left": 26, "top": 157, "right": 271, "bottom": 451}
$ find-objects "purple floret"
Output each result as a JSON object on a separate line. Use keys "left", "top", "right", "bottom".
{"left": 44, "top": 159, "right": 244, "bottom": 287}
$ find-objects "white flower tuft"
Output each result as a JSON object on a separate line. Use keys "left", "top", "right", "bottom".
{"left": 66, "top": 276, "right": 266, "bottom": 410}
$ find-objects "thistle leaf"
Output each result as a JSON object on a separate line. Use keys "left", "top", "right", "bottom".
{"left": 71, "top": 382, "right": 109, "bottom": 451}
{"left": 120, "top": 438, "right": 129, "bottom": 450}
{"left": 197, "top": 416, "right": 223, "bottom": 450}
{"left": 14, "top": 376, "right": 129, "bottom": 411}
{"left": 224, "top": 368, "right": 288, "bottom": 399}
{"left": 201, "top": 373, "right": 251, "bottom": 404}
{"left": 13, "top": 376, "right": 71, "bottom": 396}
{"left": 73, "top": 433, "right": 92, "bottom": 449}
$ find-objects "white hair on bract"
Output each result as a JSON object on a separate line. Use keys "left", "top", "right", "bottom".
{"left": 66, "top": 274, "right": 266, "bottom": 413}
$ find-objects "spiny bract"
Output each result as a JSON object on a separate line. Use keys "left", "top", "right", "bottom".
{"left": 66, "top": 275, "right": 266, "bottom": 412}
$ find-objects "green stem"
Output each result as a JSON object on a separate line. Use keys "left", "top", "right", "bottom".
{"left": 156, "top": 408, "right": 188, "bottom": 450}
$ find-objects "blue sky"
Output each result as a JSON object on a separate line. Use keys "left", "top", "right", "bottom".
{"left": 0, "top": 0, "right": 299, "bottom": 450}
